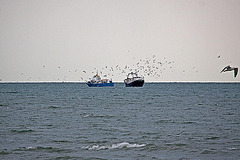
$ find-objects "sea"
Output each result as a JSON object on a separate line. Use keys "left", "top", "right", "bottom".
{"left": 0, "top": 82, "right": 239, "bottom": 160}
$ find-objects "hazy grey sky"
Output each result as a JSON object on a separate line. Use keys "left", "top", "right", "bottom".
{"left": 0, "top": 0, "right": 240, "bottom": 82}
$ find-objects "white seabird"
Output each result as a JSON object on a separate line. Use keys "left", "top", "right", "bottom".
{"left": 220, "top": 65, "right": 238, "bottom": 77}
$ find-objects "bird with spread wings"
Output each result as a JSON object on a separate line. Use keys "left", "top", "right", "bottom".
{"left": 220, "top": 65, "right": 238, "bottom": 77}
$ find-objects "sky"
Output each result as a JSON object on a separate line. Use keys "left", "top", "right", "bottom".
{"left": 0, "top": 0, "right": 240, "bottom": 82}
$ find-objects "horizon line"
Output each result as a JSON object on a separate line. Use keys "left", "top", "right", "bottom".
{"left": 0, "top": 81, "right": 239, "bottom": 83}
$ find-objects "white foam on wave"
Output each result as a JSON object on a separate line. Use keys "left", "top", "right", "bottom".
{"left": 27, "top": 146, "right": 34, "bottom": 150}
{"left": 227, "top": 147, "right": 238, "bottom": 150}
{"left": 82, "top": 142, "right": 146, "bottom": 151}
{"left": 83, "top": 114, "right": 90, "bottom": 118}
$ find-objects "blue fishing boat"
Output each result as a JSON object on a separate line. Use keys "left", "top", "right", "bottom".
{"left": 87, "top": 73, "right": 114, "bottom": 87}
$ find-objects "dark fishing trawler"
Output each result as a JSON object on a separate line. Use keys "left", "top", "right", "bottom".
{"left": 124, "top": 72, "right": 144, "bottom": 87}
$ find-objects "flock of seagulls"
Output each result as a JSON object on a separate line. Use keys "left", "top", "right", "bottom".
{"left": 15, "top": 54, "right": 238, "bottom": 82}
{"left": 80, "top": 55, "right": 177, "bottom": 81}
{"left": 18, "top": 55, "right": 178, "bottom": 81}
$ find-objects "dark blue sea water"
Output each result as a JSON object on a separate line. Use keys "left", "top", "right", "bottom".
{"left": 0, "top": 83, "right": 239, "bottom": 160}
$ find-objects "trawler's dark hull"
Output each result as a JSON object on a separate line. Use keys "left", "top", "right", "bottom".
{"left": 125, "top": 80, "right": 144, "bottom": 87}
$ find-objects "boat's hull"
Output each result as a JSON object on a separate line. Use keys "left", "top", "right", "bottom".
{"left": 87, "top": 83, "right": 114, "bottom": 87}
{"left": 125, "top": 80, "right": 144, "bottom": 87}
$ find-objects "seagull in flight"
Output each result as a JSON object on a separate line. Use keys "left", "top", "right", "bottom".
{"left": 220, "top": 65, "right": 238, "bottom": 77}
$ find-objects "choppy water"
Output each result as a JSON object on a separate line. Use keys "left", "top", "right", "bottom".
{"left": 0, "top": 83, "right": 239, "bottom": 160}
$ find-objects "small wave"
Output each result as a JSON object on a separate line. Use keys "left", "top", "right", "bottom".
{"left": 53, "top": 140, "right": 71, "bottom": 143}
{"left": 201, "top": 149, "right": 216, "bottom": 154}
{"left": 182, "top": 121, "right": 197, "bottom": 124}
{"left": 155, "top": 119, "right": 175, "bottom": 124}
{"left": 15, "top": 146, "right": 70, "bottom": 153}
{"left": 82, "top": 142, "right": 146, "bottom": 151}
{"left": 83, "top": 114, "right": 90, "bottom": 118}
{"left": 92, "top": 115, "right": 115, "bottom": 119}
{"left": 54, "top": 156, "right": 86, "bottom": 160}
{"left": 227, "top": 147, "right": 238, "bottom": 151}
{"left": 6, "top": 91, "right": 19, "bottom": 94}
{"left": 206, "top": 136, "right": 220, "bottom": 140}
{"left": 48, "top": 105, "right": 60, "bottom": 109}
{"left": 166, "top": 143, "right": 187, "bottom": 147}
{"left": 82, "top": 114, "right": 115, "bottom": 119}
{"left": 0, "top": 104, "right": 8, "bottom": 107}
{"left": 0, "top": 151, "right": 10, "bottom": 155}
{"left": 82, "top": 113, "right": 93, "bottom": 118}
{"left": 11, "top": 129, "right": 34, "bottom": 133}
